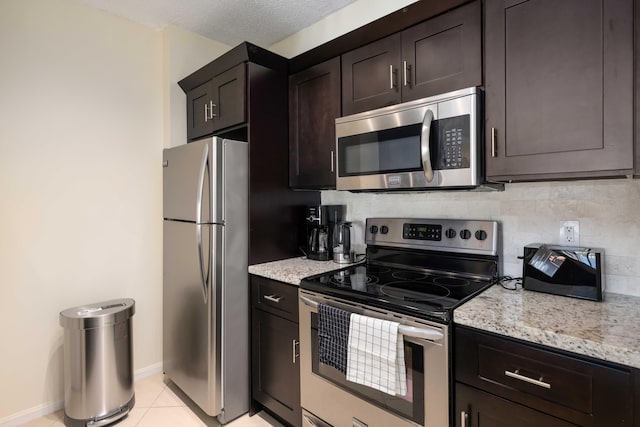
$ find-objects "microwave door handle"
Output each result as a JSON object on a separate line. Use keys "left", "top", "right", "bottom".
{"left": 421, "top": 109, "right": 435, "bottom": 183}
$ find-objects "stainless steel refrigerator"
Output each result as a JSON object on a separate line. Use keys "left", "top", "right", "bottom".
{"left": 162, "top": 137, "right": 249, "bottom": 424}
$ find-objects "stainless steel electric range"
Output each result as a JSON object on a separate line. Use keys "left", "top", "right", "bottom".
{"left": 298, "top": 217, "right": 499, "bottom": 427}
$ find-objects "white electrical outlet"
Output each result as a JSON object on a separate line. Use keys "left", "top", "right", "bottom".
{"left": 560, "top": 221, "right": 580, "bottom": 246}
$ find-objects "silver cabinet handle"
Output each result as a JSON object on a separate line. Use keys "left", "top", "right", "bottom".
{"left": 491, "top": 127, "right": 498, "bottom": 157}
{"left": 505, "top": 369, "right": 551, "bottom": 389}
{"left": 209, "top": 101, "right": 216, "bottom": 118}
{"left": 403, "top": 61, "right": 412, "bottom": 87}
{"left": 461, "top": 411, "right": 468, "bottom": 427}
{"left": 389, "top": 65, "right": 396, "bottom": 89}
{"left": 263, "top": 294, "right": 282, "bottom": 303}
{"left": 292, "top": 339, "right": 299, "bottom": 364}
{"left": 204, "top": 104, "right": 209, "bottom": 122}
{"left": 330, "top": 150, "right": 335, "bottom": 172}
{"left": 421, "top": 109, "right": 435, "bottom": 182}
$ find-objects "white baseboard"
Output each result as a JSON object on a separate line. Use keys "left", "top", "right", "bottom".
{"left": 134, "top": 361, "right": 163, "bottom": 381}
{"left": 0, "top": 400, "right": 64, "bottom": 427}
{"left": 0, "top": 363, "right": 164, "bottom": 427}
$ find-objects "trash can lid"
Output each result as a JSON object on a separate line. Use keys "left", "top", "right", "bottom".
{"left": 59, "top": 298, "right": 135, "bottom": 329}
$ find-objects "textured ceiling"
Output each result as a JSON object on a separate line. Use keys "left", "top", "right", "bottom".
{"left": 74, "top": 0, "right": 358, "bottom": 47}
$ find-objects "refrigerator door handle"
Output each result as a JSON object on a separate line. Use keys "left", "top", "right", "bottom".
{"left": 196, "top": 224, "right": 208, "bottom": 304}
{"left": 196, "top": 144, "right": 210, "bottom": 304}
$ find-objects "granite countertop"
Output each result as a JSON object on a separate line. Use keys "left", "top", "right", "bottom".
{"left": 249, "top": 256, "right": 353, "bottom": 286}
{"left": 454, "top": 285, "right": 640, "bottom": 369}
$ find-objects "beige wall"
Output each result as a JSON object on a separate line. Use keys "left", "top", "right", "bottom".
{"left": 323, "top": 180, "right": 640, "bottom": 296}
{"left": 0, "top": 0, "right": 225, "bottom": 423}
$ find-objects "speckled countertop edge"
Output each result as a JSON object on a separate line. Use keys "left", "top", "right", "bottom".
{"left": 454, "top": 285, "right": 640, "bottom": 369}
{"left": 249, "top": 256, "right": 356, "bottom": 286}
{"left": 250, "top": 258, "right": 640, "bottom": 369}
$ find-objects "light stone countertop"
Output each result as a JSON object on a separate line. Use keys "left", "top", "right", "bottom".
{"left": 249, "top": 256, "right": 354, "bottom": 286}
{"left": 454, "top": 285, "right": 640, "bottom": 369}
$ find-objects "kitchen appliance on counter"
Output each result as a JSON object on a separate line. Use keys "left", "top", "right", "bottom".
{"left": 335, "top": 87, "right": 502, "bottom": 192}
{"left": 523, "top": 243, "right": 604, "bottom": 301}
{"left": 306, "top": 205, "right": 345, "bottom": 261}
{"left": 162, "top": 137, "right": 248, "bottom": 424}
{"left": 299, "top": 218, "right": 500, "bottom": 427}
{"left": 332, "top": 220, "right": 353, "bottom": 264}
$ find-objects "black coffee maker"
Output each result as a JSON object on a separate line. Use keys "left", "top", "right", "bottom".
{"left": 305, "top": 205, "right": 345, "bottom": 261}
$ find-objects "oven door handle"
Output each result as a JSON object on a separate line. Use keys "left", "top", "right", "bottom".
{"left": 299, "top": 295, "right": 444, "bottom": 342}
{"left": 421, "top": 108, "right": 435, "bottom": 183}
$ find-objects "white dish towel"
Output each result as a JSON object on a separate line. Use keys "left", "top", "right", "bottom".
{"left": 346, "top": 313, "right": 407, "bottom": 396}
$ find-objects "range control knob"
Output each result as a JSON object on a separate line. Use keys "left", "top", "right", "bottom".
{"left": 475, "top": 230, "right": 488, "bottom": 241}
{"left": 445, "top": 228, "right": 457, "bottom": 238}
{"left": 380, "top": 225, "right": 389, "bottom": 234}
{"left": 369, "top": 225, "right": 379, "bottom": 234}
{"left": 460, "top": 229, "right": 472, "bottom": 240}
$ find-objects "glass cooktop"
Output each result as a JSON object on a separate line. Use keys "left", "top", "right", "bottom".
{"left": 300, "top": 262, "right": 493, "bottom": 323}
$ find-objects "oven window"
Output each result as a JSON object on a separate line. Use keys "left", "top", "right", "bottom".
{"left": 311, "top": 313, "right": 425, "bottom": 425}
{"left": 338, "top": 124, "right": 423, "bottom": 176}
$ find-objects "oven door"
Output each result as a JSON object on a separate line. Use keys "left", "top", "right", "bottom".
{"left": 335, "top": 87, "right": 479, "bottom": 191}
{"left": 299, "top": 290, "right": 449, "bottom": 427}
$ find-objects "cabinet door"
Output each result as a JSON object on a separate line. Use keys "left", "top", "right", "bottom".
{"left": 456, "top": 383, "right": 578, "bottom": 427}
{"left": 252, "top": 308, "right": 301, "bottom": 427}
{"left": 186, "top": 81, "right": 214, "bottom": 141}
{"left": 402, "top": 0, "right": 481, "bottom": 102}
{"left": 485, "top": 0, "right": 634, "bottom": 181}
{"left": 212, "top": 63, "right": 246, "bottom": 132}
{"left": 289, "top": 57, "right": 341, "bottom": 189}
{"left": 341, "top": 33, "right": 402, "bottom": 115}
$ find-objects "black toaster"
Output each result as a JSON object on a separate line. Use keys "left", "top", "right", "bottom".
{"left": 522, "top": 243, "right": 604, "bottom": 301}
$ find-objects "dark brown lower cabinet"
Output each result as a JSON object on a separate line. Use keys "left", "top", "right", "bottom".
{"left": 456, "top": 383, "right": 577, "bottom": 427}
{"left": 251, "top": 276, "right": 301, "bottom": 427}
{"left": 455, "top": 326, "right": 637, "bottom": 427}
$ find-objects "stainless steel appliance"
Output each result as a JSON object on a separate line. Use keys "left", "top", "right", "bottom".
{"left": 332, "top": 221, "right": 353, "bottom": 264}
{"left": 523, "top": 243, "right": 604, "bottom": 301}
{"left": 162, "top": 137, "right": 248, "bottom": 424}
{"left": 299, "top": 218, "right": 500, "bottom": 427}
{"left": 336, "top": 87, "right": 500, "bottom": 191}
{"left": 306, "top": 205, "right": 345, "bottom": 261}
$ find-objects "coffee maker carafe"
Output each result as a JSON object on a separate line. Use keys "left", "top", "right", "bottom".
{"left": 332, "top": 221, "right": 353, "bottom": 264}
{"left": 305, "top": 205, "right": 345, "bottom": 261}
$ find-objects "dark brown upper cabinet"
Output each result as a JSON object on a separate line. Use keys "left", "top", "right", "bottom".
{"left": 485, "top": 0, "right": 634, "bottom": 182}
{"left": 289, "top": 57, "right": 341, "bottom": 189}
{"left": 179, "top": 42, "right": 320, "bottom": 265}
{"left": 185, "top": 63, "right": 246, "bottom": 141}
{"left": 341, "top": 0, "right": 481, "bottom": 116}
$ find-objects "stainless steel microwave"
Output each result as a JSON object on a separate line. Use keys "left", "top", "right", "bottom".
{"left": 336, "top": 87, "right": 487, "bottom": 191}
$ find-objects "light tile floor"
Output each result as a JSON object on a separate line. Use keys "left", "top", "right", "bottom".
{"left": 19, "top": 373, "right": 283, "bottom": 427}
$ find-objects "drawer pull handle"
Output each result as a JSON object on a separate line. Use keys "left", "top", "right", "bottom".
{"left": 461, "top": 411, "right": 468, "bottom": 427}
{"left": 505, "top": 369, "right": 551, "bottom": 389}
{"left": 263, "top": 294, "right": 282, "bottom": 303}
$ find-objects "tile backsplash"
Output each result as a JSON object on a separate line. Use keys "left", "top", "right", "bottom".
{"left": 321, "top": 179, "right": 640, "bottom": 296}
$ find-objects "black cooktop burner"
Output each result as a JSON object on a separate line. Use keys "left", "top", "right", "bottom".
{"left": 300, "top": 262, "right": 494, "bottom": 323}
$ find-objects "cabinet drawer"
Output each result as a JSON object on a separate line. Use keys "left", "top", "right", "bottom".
{"left": 251, "top": 275, "right": 299, "bottom": 322}
{"left": 477, "top": 343, "right": 590, "bottom": 413}
{"left": 455, "top": 326, "right": 634, "bottom": 426}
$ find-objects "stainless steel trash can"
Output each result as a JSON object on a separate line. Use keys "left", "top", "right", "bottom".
{"left": 60, "top": 298, "right": 135, "bottom": 427}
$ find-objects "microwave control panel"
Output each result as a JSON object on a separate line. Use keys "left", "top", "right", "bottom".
{"left": 435, "top": 115, "right": 470, "bottom": 170}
